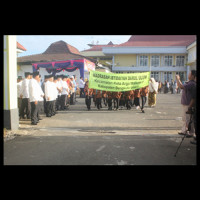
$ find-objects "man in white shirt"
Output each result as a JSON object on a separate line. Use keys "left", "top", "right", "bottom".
{"left": 42, "top": 75, "right": 48, "bottom": 114}
{"left": 61, "top": 75, "right": 69, "bottom": 110}
{"left": 29, "top": 71, "right": 43, "bottom": 125}
{"left": 37, "top": 75, "right": 44, "bottom": 121}
{"left": 56, "top": 75, "right": 63, "bottom": 110}
{"left": 70, "top": 76, "right": 75, "bottom": 105}
{"left": 79, "top": 76, "right": 85, "bottom": 98}
{"left": 52, "top": 76, "right": 58, "bottom": 115}
{"left": 20, "top": 72, "right": 31, "bottom": 119}
{"left": 45, "top": 74, "right": 54, "bottom": 117}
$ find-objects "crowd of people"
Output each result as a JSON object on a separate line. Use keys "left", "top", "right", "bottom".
{"left": 17, "top": 72, "right": 160, "bottom": 125}
{"left": 158, "top": 79, "right": 181, "bottom": 94}
{"left": 17, "top": 72, "right": 78, "bottom": 125}
{"left": 83, "top": 77, "right": 159, "bottom": 113}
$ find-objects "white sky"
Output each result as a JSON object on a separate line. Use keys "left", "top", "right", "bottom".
{"left": 17, "top": 35, "right": 131, "bottom": 57}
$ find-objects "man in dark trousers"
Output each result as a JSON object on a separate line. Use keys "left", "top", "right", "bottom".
{"left": 140, "top": 86, "right": 149, "bottom": 113}
{"left": 107, "top": 91, "right": 113, "bottom": 110}
{"left": 29, "top": 71, "right": 42, "bottom": 125}
{"left": 113, "top": 92, "right": 122, "bottom": 111}
{"left": 20, "top": 72, "right": 31, "bottom": 119}
{"left": 176, "top": 70, "right": 196, "bottom": 138}
{"left": 96, "top": 90, "right": 102, "bottom": 110}
{"left": 45, "top": 74, "right": 54, "bottom": 117}
{"left": 84, "top": 81, "right": 93, "bottom": 111}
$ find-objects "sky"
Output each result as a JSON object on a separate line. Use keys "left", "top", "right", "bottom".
{"left": 17, "top": 35, "right": 131, "bottom": 57}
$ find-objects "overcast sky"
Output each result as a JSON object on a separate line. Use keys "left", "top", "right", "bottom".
{"left": 17, "top": 35, "right": 131, "bottom": 57}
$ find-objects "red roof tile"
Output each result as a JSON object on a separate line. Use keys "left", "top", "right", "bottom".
{"left": 118, "top": 35, "right": 196, "bottom": 47}
{"left": 17, "top": 42, "right": 27, "bottom": 51}
{"left": 43, "top": 40, "right": 80, "bottom": 54}
{"left": 17, "top": 40, "right": 96, "bottom": 64}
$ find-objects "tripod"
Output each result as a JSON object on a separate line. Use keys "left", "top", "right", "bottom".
{"left": 174, "top": 112, "right": 194, "bottom": 157}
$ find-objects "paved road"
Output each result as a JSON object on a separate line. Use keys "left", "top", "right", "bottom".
{"left": 4, "top": 93, "right": 196, "bottom": 165}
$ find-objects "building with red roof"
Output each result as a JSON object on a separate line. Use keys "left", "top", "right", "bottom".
{"left": 17, "top": 40, "right": 96, "bottom": 80}
{"left": 102, "top": 35, "right": 196, "bottom": 82}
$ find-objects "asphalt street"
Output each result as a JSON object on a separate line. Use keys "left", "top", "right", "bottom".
{"left": 3, "top": 93, "right": 197, "bottom": 165}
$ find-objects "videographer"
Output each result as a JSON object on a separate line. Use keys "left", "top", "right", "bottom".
{"left": 176, "top": 70, "right": 196, "bottom": 138}
{"left": 188, "top": 75, "right": 196, "bottom": 144}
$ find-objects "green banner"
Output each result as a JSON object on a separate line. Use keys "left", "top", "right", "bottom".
{"left": 89, "top": 71, "right": 150, "bottom": 92}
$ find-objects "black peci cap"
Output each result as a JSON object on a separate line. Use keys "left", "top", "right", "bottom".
{"left": 33, "top": 71, "right": 40, "bottom": 78}
{"left": 24, "top": 72, "right": 31, "bottom": 77}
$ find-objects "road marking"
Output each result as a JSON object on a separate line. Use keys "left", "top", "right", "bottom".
{"left": 129, "top": 147, "right": 135, "bottom": 150}
{"left": 96, "top": 145, "right": 106, "bottom": 152}
{"left": 117, "top": 160, "right": 127, "bottom": 165}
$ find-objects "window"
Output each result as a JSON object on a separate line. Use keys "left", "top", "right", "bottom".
{"left": 151, "top": 55, "right": 160, "bottom": 67}
{"left": 176, "top": 56, "right": 185, "bottom": 66}
{"left": 151, "top": 72, "right": 159, "bottom": 81}
{"left": 164, "top": 72, "right": 172, "bottom": 82}
{"left": 164, "top": 56, "right": 173, "bottom": 66}
{"left": 176, "top": 72, "right": 185, "bottom": 82}
{"left": 139, "top": 55, "right": 148, "bottom": 66}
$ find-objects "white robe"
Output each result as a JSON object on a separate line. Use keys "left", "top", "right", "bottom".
{"left": 149, "top": 81, "right": 158, "bottom": 93}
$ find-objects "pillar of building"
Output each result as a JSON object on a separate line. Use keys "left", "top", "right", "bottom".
{"left": 4, "top": 35, "right": 19, "bottom": 130}
{"left": 112, "top": 55, "right": 115, "bottom": 71}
